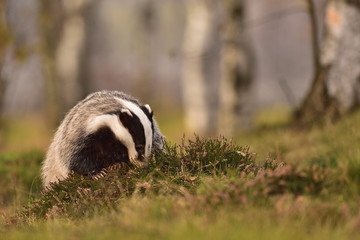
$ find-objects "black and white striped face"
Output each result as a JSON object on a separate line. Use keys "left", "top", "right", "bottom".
{"left": 86, "top": 99, "right": 154, "bottom": 167}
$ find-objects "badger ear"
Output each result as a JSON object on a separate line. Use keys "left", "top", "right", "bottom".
{"left": 120, "top": 108, "right": 133, "bottom": 117}
{"left": 141, "top": 104, "right": 154, "bottom": 119}
{"left": 119, "top": 108, "right": 133, "bottom": 125}
{"left": 144, "top": 104, "right": 152, "bottom": 113}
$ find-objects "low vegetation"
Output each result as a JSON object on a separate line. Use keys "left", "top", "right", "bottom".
{"left": 2, "top": 109, "right": 360, "bottom": 239}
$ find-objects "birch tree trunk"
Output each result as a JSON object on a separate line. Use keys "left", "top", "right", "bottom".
{"left": 1, "top": 0, "right": 45, "bottom": 115}
{"left": 218, "top": 0, "right": 252, "bottom": 136}
{"left": 296, "top": 0, "right": 360, "bottom": 125}
{"left": 135, "top": 0, "right": 156, "bottom": 100}
{"left": 0, "top": 1, "right": 10, "bottom": 114}
{"left": 78, "top": 0, "right": 98, "bottom": 99}
{"left": 40, "top": 0, "right": 64, "bottom": 125}
{"left": 182, "top": 0, "right": 213, "bottom": 135}
{"left": 55, "top": 0, "right": 91, "bottom": 114}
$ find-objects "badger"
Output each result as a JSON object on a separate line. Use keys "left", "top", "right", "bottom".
{"left": 42, "top": 90, "right": 164, "bottom": 187}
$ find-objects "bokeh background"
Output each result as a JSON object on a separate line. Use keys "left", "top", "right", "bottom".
{"left": 0, "top": 0, "right": 352, "bottom": 152}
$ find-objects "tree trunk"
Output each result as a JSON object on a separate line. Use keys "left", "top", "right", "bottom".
{"left": 296, "top": 0, "right": 360, "bottom": 125}
{"left": 182, "top": 0, "right": 213, "bottom": 135}
{"left": 78, "top": 0, "right": 98, "bottom": 99}
{"left": 0, "top": 1, "right": 10, "bottom": 114}
{"left": 218, "top": 0, "right": 252, "bottom": 136}
{"left": 134, "top": 0, "right": 157, "bottom": 100}
{"left": 1, "top": 0, "right": 45, "bottom": 115}
{"left": 40, "top": 0, "right": 64, "bottom": 125}
{"left": 55, "top": 0, "right": 92, "bottom": 115}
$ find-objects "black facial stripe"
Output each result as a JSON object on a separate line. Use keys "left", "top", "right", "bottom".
{"left": 140, "top": 105, "right": 154, "bottom": 139}
{"left": 139, "top": 105, "right": 153, "bottom": 121}
{"left": 116, "top": 110, "right": 146, "bottom": 159}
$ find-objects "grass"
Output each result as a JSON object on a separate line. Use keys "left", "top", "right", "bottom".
{"left": 2, "top": 108, "right": 360, "bottom": 239}
{"left": 0, "top": 151, "right": 44, "bottom": 216}
{"left": 0, "top": 115, "right": 52, "bottom": 152}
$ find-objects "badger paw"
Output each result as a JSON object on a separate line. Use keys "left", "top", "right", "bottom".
{"left": 108, "top": 162, "right": 127, "bottom": 171}
{"left": 90, "top": 169, "right": 108, "bottom": 180}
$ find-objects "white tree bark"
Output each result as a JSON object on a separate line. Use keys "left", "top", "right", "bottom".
{"left": 218, "top": 0, "right": 252, "bottom": 136}
{"left": 55, "top": 0, "right": 92, "bottom": 112}
{"left": 182, "top": 0, "right": 213, "bottom": 135}
{"left": 297, "top": 0, "right": 360, "bottom": 124}
{"left": 1, "top": 0, "right": 45, "bottom": 115}
{"left": 322, "top": 0, "right": 360, "bottom": 113}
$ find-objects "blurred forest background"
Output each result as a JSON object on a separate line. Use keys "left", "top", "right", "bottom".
{"left": 0, "top": 0, "right": 359, "bottom": 151}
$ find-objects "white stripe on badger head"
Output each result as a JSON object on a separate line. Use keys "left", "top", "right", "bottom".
{"left": 115, "top": 97, "right": 153, "bottom": 158}
{"left": 86, "top": 114, "right": 141, "bottom": 165}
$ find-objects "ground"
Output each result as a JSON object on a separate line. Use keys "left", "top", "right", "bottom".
{"left": 1, "top": 107, "right": 360, "bottom": 239}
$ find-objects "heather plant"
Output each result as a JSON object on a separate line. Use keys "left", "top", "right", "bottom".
{"left": 9, "top": 135, "right": 353, "bottom": 227}
{"left": 11, "top": 136, "right": 257, "bottom": 224}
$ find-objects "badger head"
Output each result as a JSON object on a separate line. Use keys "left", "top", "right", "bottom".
{"left": 86, "top": 99, "right": 154, "bottom": 167}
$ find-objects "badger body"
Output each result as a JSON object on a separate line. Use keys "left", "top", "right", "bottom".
{"left": 42, "top": 90, "right": 164, "bottom": 187}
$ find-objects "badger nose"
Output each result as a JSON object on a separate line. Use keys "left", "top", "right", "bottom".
{"left": 137, "top": 154, "right": 145, "bottom": 161}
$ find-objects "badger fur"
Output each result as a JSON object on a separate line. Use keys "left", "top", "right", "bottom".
{"left": 42, "top": 90, "right": 164, "bottom": 187}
